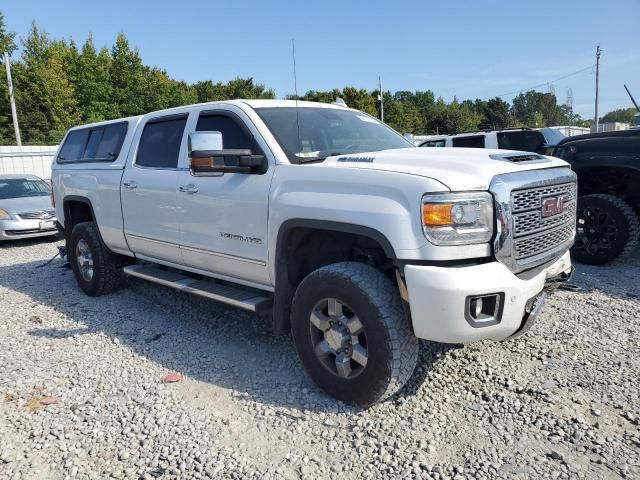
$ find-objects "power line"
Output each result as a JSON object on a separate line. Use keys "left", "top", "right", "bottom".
{"left": 492, "top": 65, "right": 595, "bottom": 99}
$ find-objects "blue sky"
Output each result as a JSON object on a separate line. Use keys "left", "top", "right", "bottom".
{"left": 4, "top": 0, "right": 640, "bottom": 119}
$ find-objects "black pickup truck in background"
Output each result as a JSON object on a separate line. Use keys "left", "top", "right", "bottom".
{"left": 548, "top": 129, "right": 640, "bottom": 264}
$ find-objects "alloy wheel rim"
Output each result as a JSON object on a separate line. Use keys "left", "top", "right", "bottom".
{"left": 309, "top": 297, "right": 368, "bottom": 379}
{"left": 76, "top": 238, "right": 94, "bottom": 282}
{"left": 575, "top": 206, "right": 620, "bottom": 257}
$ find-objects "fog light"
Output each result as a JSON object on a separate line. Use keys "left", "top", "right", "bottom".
{"left": 465, "top": 293, "right": 504, "bottom": 327}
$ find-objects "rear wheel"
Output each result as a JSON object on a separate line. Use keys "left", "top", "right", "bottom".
{"left": 69, "top": 221, "right": 125, "bottom": 296}
{"left": 572, "top": 194, "right": 639, "bottom": 265}
{"left": 291, "top": 262, "right": 418, "bottom": 407}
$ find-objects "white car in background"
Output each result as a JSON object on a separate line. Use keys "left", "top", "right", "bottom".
{"left": 419, "top": 128, "right": 565, "bottom": 153}
{"left": 0, "top": 174, "right": 58, "bottom": 241}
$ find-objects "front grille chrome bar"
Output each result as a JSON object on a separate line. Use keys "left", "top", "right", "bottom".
{"left": 17, "top": 209, "right": 56, "bottom": 220}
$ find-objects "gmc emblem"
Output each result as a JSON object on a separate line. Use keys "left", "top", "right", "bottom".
{"left": 542, "top": 195, "right": 569, "bottom": 217}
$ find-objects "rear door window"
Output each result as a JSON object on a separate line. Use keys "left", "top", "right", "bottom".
{"left": 497, "top": 131, "right": 546, "bottom": 153}
{"left": 452, "top": 135, "right": 485, "bottom": 148}
{"left": 136, "top": 116, "right": 187, "bottom": 169}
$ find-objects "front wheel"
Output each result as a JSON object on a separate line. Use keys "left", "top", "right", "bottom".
{"left": 572, "top": 194, "right": 639, "bottom": 265}
{"left": 291, "top": 262, "right": 418, "bottom": 407}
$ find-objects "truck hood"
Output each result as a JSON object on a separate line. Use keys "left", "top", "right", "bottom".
{"left": 322, "top": 148, "right": 570, "bottom": 191}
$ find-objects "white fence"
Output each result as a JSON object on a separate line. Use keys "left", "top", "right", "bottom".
{"left": 0, "top": 145, "right": 58, "bottom": 180}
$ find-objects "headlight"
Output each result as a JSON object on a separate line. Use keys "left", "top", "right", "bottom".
{"left": 0, "top": 208, "right": 11, "bottom": 220}
{"left": 422, "top": 192, "right": 494, "bottom": 245}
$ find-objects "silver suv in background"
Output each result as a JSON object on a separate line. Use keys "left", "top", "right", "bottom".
{"left": 0, "top": 174, "right": 57, "bottom": 241}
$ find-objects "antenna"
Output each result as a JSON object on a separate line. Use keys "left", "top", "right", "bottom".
{"left": 292, "top": 39, "right": 301, "bottom": 156}
{"left": 378, "top": 76, "right": 384, "bottom": 122}
{"left": 624, "top": 84, "right": 639, "bottom": 112}
{"left": 594, "top": 45, "right": 602, "bottom": 132}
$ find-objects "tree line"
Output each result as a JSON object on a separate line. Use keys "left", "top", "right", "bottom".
{"left": 0, "top": 13, "right": 620, "bottom": 146}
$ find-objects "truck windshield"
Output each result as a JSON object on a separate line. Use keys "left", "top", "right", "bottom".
{"left": 255, "top": 107, "right": 413, "bottom": 163}
{"left": 0, "top": 179, "right": 50, "bottom": 199}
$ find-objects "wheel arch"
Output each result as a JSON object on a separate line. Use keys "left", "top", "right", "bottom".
{"left": 271, "top": 219, "right": 397, "bottom": 334}
{"left": 575, "top": 164, "right": 640, "bottom": 211}
{"left": 62, "top": 196, "right": 99, "bottom": 241}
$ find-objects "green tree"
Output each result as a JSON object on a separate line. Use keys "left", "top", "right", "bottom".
{"left": 110, "top": 33, "right": 147, "bottom": 117}
{"left": 601, "top": 107, "right": 636, "bottom": 124}
{"left": 69, "top": 36, "right": 117, "bottom": 122}
{"left": 0, "top": 12, "right": 18, "bottom": 143}
{"left": 193, "top": 80, "right": 227, "bottom": 102}
{"left": 427, "top": 97, "right": 481, "bottom": 134}
{"left": 511, "top": 90, "right": 577, "bottom": 127}
{"left": 475, "top": 97, "right": 513, "bottom": 129}
{"left": 383, "top": 92, "right": 423, "bottom": 133}
{"left": 224, "top": 77, "right": 275, "bottom": 99}
{"left": 0, "top": 11, "right": 16, "bottom": 55}
{"left": 14, "top": 23, "right": 80, "bottom": 143}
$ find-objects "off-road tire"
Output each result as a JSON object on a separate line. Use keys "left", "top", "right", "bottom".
{"left": 291, "top": 262, "right": 419, "bottom": 407}
{"left": 572, "top": 194, "right": 639, "bottom": 265}
{"left": 69, "top": 221, "right": 125, "bottom": 296}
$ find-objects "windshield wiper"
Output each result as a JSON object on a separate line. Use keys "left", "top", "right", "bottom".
{"left": 297, "top": 152, "right": 343, "bottom": 164}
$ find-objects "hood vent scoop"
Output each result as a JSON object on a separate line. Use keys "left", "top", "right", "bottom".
{"left": 489, "top": 153, "right": 549, "bottom": 164}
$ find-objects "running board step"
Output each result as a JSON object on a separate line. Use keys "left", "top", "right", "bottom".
{"left": 123, "top": 264, "right": 272, "bottom": 314}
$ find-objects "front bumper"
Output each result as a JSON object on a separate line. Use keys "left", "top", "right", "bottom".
{"left": 403, "top": 250, "right": 572, "bottom": 343}
{"left": 0, "top": 218, "right": 59, "bottom": 241}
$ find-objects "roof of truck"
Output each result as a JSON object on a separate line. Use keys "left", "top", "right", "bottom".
{"left": 558, "top": 128, "right": 640, "bottom": 144}
{"left": 241, "top": 99, "right": 347, "bottom": 109}
{"left": 64, "top": 100, "right": 350, "bottom": 133}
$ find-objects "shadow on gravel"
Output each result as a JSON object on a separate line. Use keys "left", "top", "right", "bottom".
{"left": 0, "top": 236, "right": 60, "bottom": 250}
{"left": 569, "top": 249, "right": 640, "bottom": 301}
{"left": 0, "top": 256, "right": 449, "bottom": 411}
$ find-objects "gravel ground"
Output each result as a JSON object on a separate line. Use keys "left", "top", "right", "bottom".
{"left": 0, "top": 238, "right": 639, "bottom": 480}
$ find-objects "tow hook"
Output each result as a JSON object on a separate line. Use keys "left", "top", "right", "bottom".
{"left": 544, "top": 266, "right": 579, "bottom": 292}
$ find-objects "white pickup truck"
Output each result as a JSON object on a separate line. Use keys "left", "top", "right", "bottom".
{"left": 52, "top": 100, "right": 576, "bottom": 406}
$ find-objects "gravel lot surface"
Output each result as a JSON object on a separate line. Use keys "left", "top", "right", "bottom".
{"left": 0, "top": 238, "right": 639, "bottom": 480}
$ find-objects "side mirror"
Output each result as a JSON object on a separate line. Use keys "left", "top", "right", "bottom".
{"left": 188, "top": 131, "right": 267, "bottom": 176}
{"left": 545, "top": 145, "right": 577, "bottom": 161}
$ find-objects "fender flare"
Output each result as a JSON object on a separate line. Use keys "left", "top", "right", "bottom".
{"left": 275, "top": 219, "right": 397, "bottom": 263}
{"left": 270, "top": 219, "right": 397, "bottom": 334}
{"left": 62, "top": 196, "right": 98, "bottom": 237}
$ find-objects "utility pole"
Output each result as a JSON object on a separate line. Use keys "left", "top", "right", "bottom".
{"left": 3, "top": 52, "right": 21, "bottom": 146}
{"left": 594, "top": 45, "right": 602, "bottom": 133}
{"left": 378, "top": 76, "right": 384, "bottom": 123}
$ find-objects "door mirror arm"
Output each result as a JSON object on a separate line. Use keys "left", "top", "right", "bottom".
{"left": 190, "top": 150, "right": 268, "bottom": 176}
{"left": 188, "top": 132, "right": 267, "bottom": 176}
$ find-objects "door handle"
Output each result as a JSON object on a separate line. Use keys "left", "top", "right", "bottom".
{"left": 179, "top": 184, "right": 199, "bottom": 194}
{"left": 122, "top": 180, "right": 137, "bottom": 190}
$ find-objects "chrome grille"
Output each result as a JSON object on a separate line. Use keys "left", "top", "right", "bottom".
{"left": 511, "top": 181, "right": 576, "bottom": 263}
{"left": 513, "top": 201, "right": 576, "bottom": 237}
{"left": 512, "top": 183, "right": 577, "bottom": 212}
{"left": 17, "top": 209, "right": 56, "bottom": 220}
{"left": 490, "top": 168, "right": 578, "bottom": 273}
{"left": 514, "top": 224, "right": 575, "bottom": 260}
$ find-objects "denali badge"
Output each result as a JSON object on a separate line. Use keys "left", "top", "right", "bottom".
{"left": 541, "top": 195, "right": 569, "bottom": 217}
